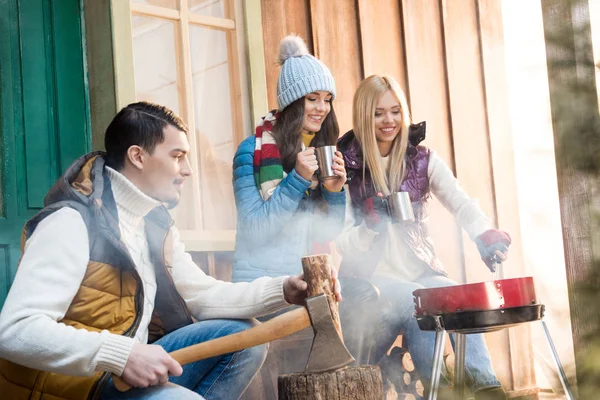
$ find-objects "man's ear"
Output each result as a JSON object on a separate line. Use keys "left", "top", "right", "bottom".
{"left": 126, "top": 145, "right": 145, "bottom": 170}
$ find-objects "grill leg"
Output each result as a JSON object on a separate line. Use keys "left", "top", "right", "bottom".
{"left": 453, "top": 333, "right": 466, "bottom": 400}
{"left": 541, "top": 320, "right": 574, "bottom": 400}
{"left": 428, "top": 316, "right": 447, "bottom": 400}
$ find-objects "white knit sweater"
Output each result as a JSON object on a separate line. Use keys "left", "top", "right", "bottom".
{"left": 0, "top": 168, "right": 288, "bottom": 377}
{"left": 336, "top": 150, "right": 492, "bottom": 281}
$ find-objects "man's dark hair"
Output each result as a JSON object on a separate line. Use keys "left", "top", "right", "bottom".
{"left": 105, "top": 101, "right": 188, "bottom": 170}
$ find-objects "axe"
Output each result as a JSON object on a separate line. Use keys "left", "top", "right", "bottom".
{"left": 112, "top": 293, "right": 354, "bottom": 392}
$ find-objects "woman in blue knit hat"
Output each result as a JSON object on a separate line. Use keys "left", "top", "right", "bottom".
{"left": 231, "top": 36, "right": 346, "bottom": 290}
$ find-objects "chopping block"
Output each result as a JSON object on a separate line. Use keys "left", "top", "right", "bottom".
{"left": 277, "top": 254, "right": 384, "bottom": 400}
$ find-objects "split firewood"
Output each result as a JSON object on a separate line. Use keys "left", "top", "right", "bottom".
{"left": 390, "top": 347, "right": 415, "bottom": 372}
{"left": 444, "top": 352, "right": 455, "bottom": 382}
{"left": 301, "top": 253, "right": 342, "bottom": 338}
{"left": 405, "top": 380, "right": 425, "bottom": 398}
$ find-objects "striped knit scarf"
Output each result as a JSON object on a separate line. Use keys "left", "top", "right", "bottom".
{"left": 253, "top": 112, "right": 333, "bottom": 256}
{"left": 253, "top": 111, "right": 317, "bottom": 200}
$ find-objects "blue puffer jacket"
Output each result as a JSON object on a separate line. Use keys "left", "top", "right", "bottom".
{"left": 232, "top": 135, "right": 347, "bottom": 282}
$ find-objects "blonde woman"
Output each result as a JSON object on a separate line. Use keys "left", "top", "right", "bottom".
{"left": 336, "top": 75, "right": 511, "bottom": 399}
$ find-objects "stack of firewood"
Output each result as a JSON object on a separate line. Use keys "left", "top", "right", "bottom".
{"left": 381, "top": 346, "right": 458, "bottom": 400}
{"left": 380, "top": 347, "right": 424, "bottom": 400}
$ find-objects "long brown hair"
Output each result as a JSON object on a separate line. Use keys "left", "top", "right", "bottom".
{"left": 272, "top": 97, "right": 340, "bottom": 172}
{"left": 353, "top": 75, "right": 411, "bottom": 195}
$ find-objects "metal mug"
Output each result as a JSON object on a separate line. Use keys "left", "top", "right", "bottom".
{"left": 315, "top": 145, "right": 338, "bottom": 180}
{"left": 387, "top": 191, "right": 414, "bottom": 223}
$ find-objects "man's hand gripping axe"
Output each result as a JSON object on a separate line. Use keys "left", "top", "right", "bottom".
{"left": 113, "top": 294, "right": 354, "bottom": 391}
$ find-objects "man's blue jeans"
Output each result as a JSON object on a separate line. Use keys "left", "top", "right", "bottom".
{"left": 369, "top": 273, "right": 502, "bottom": 391}
{"left": 101, "top": 319, "right": 267, "bottom": 400}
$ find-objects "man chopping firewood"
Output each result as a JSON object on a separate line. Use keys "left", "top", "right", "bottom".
{"left": 0, "top": 101, "right": 341, "bottom": 400}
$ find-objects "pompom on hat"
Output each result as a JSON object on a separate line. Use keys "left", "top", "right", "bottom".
{"left": 276, "top": 35, "right": 336, "bottom": 110}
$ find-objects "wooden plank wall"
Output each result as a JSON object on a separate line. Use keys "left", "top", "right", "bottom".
{"left": 541, "top": 0, "right": 600, "bottom": 389}
{"left": 261, "top": 0, "right": 536, "bottom": 394}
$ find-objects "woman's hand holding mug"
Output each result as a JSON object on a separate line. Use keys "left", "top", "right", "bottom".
{"left": 295, "top": 147, "right": 318, "bottom": 181}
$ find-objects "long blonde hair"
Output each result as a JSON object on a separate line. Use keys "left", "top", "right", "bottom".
{"left": 352, "top": 75, "right": 411, "bottom": 195}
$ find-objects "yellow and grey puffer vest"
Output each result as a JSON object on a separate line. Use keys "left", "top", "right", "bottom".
{"left": 0, "top": 153, "right": 193, "bottom": 400}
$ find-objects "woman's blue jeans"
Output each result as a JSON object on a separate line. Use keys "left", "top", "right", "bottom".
{"left": 369, "top": 273, "right": 502, "bottom": 391}
{"left": 100, "top": 319, "right": 267, "bottom": 400}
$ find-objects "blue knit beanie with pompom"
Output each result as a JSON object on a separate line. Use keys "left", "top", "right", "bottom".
{"left": 276, "top": 35, "right": 336, "bottom": 110}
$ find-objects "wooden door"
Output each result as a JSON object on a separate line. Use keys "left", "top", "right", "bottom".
{"left": 0, "top": 0, "right": 90, "bottom": 307}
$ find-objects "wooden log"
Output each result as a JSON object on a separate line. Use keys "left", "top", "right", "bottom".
{"left": 383, "top": 362, "right": 411, "bottom": 390}
{"left": 380, "top": 347, "right": 416, "bottom": 392}
{"left": 384, "top": 382, "right": 398, "bottom": 400}
{"left": 389, "top": 347, "right": 415, "bottom": 372}
{"left": 301, "top": 253, "right": 342, "bottom": 338}
{"left": 405, "top": 380, "right": 424, "bottom": 398}
{"left": 444, "top": 352, "right": 455, "bottom": 382}
{"left": 383, "top": 382, "right": 417, "bottom": 400}
{"left": 399, "top": 372, "right": 412, "bottom": 390}
{"left": 278, "top": 365, "right": 384, "bottom": 400}
{"left": 399, "top": 371, "right": 411, "bottom": 387}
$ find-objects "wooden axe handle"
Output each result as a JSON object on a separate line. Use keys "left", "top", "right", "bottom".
{"left": 112, "top": 306, "right": 311, "bottom": 392}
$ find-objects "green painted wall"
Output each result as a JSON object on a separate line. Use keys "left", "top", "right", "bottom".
{"left": 0, "top": 0, "right": 90, "bottom": 307}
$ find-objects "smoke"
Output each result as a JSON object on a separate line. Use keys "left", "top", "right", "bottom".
{"left": 169, "top": 130, "right": 237, "bottom": 231}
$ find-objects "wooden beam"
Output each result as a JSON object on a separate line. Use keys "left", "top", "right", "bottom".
{"left": 130, "top": 2, "right": 235, "bottom": 30}
{"left": 478, "top": 0, "right": 537, "bottom": 391}
{"left": 310, "top": 0, "right": 362, "bottom": 134}
{"left": 130, "top": 3, "right": 180, "bottom": 20}
{"left": 110, "top": 0, "right": 136, "bottom": 109}
{"left": 178, "top": 0, "right": 204, "bottom": 230}
{"left": 245, "top": 0, "right": 269, "bottom": 123}
{"left": 233, "top": 0, "right": 253, "bottom": 137}
{"left": 189, "top": 13, "right": 235, "bottom": 31}
{"left": 440, "top": 0, "right": 516, "bottom": 388}
{"left": 356, "top": 0, "right": 407, "bottom": 91}
{"left": 83, "top": 0, "right": 116, "bottom": 150}
{"left": 179, "top": 229, "right": 236, "bottom": 252}
{"left": 541, "top": 0, "right": 600, "bottom": 388}
{"left": 225, "top": 0, "right": 244, "bottom": 145}
{"left": 441, "top": 0, "right": 495, "bottom": 284}
{"left": 401, "top": 0, "right": 464, "bottom": 281}
{"left": 260, "top": 0, "right": 312, "bottom": 111}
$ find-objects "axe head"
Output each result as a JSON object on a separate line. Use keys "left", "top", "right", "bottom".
{"left": 304, "top": 294, "right": 355, "bottom": 373}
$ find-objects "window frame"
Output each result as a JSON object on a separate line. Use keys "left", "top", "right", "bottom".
{"left": 108, "top": 0, "right": 269, "bottom": 251}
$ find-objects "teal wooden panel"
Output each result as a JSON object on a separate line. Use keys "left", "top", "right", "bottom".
{"left": 0, "top": 246, "right": 9, "bottom": 308}
{"left": 0, "top": 3, "right": 22, "bottom": 303}
{"left": 11, "top": 0, "right": 90, "bottom": 215}
{"left": 52, "top": 0, "right": 91, "bottom": 170}
{"left": 19, "top": 0, "right": 58, "bottom": 210}
{"left": 16, "top": 0, "right": 58, "bottom": 209}
{"left": 0, "top": 80, "right": 4, "bottom": 220}
{"left": 0, "top": 0, "right": 20, "bottom": 222}
{"left": 0, "top": 0, "right": 90, "bottom": 308}
{"left": 0, "top": 0, "right": 25, "bottom": 309}
{"left": 0, "top": 244, "right": 19, "bottom": 309}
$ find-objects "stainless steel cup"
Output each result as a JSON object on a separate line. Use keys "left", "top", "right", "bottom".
{"left": 315, "top": 145, "right": 337, "bottom": 180}
{"left": 387, "top": 192, "right": 414, "bottom": 223}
